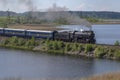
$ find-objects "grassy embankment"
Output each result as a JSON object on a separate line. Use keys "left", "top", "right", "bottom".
{"left": 86, "top": 17, "right": 120, "bottom": 24}
{"left": 81, "top": 73, "right": 120, "bottom": 80}
{"left": 0, "top": 36, "right": 120, "bottom": 60}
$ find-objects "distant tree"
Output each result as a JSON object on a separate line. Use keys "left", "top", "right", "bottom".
{"left": 0, "top": 23, "right": 8, "bottom": 28}
{"left": 25, "top": 12, "right": 33, "bottom": 24}
{"left": 114, "top": 40, "right": 120, "bottom": 46}
{"left": 16, "top": 16, "right": 21, "bottom": 24}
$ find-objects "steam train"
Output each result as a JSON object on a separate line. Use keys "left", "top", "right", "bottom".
{"left": 0, "top": 28, "right": 96, "bottom": 43}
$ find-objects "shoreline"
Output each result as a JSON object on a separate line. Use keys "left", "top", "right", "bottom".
{"left": 0, "top": 36, "right": 120, "bottom": 60}
{"left": 81, "top": 72, "right": 120, "bottom": 80}
{"left": 92, "top": 22, "right": 120, "bottom": 25}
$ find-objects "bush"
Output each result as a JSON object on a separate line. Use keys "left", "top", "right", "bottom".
{"left": 94, "top": 46, "right": 107, "bottom": 58}
{"left": 72, "top": 43, "right": 78, "bottom": 51}
{"left": 78, "top": 44, "right": 83, "bottom": 52}
{"left": 30, "top": 37, "right": 36, "bottom": 46}
{"left": 57, "top": 41, "right": 64, "bottom": 49}
{"left": 9, "top": 36, "right": 18, "bottom": 46}
{"left": 25, "top": 40, "right": 31, "bottom": 47}
{"left": 64, "top": 43, "right": 71, "bottom": 52}
{"left": 46, "top": 41, "right": 53, "bottom": 50}
{"left": 114, "top": 50, "right": 120, "bottom": 59}
{"left": 1, "top": 39, "right": 9, "bottom": 45}
{"left": 18, "top": 38, "right": 25, "bottom": 46}
{"left": 107, "top": 48, "right": 115, "bottom": 57}
{"left": 52, "top": 41, "right": 59, "bottom": 50}
{"left": 84, "top": 44, "right": 93, "bottom": 53}
{"left": 25, "top": 37, "right": 38, "bottom": 47}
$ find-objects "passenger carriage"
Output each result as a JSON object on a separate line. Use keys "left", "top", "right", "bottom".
{"left": 0, "top": 28, "right": 4, "bottom": 35}
{"left": 26, "top": 30, "right": 55, "bottom": 40}
{"left": 4, "top": 28, "right": 26, "bottom": 37}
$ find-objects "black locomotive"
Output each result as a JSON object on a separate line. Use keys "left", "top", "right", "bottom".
{"left": 54, "top": 30, "right": 95, "bottom": 43}
{"left": 0, "top": 28, "right": 96, "bottom": 43}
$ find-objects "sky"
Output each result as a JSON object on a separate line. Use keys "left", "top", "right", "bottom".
{"left": 0, "top": 0, "right": 120, "bottom": 13}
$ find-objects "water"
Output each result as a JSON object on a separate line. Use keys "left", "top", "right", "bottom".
{"left": 0, "top": 48, "right": 120, "bottom": 78}
{"left": 58, "top": 24, "right": 120, "bottom": 45}
{"left": 93, "top": 24, "right": 120, "bottom": 44}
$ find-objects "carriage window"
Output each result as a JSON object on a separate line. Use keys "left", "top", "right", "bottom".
{"left": 5, "top": 30, "right": 25, "bottom": 35}
{"left": 28, "top": 32, "right": 52, "bottom": 37}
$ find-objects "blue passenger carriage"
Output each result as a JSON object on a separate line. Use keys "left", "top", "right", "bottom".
{"left": 0, "top": 28, "right": 4, "bottom": 35}
{"left": 4, "top": 28, "right": 26, "bottom": 37}
{"left": 26, "top": 30, "right": 55, "bottom": 40}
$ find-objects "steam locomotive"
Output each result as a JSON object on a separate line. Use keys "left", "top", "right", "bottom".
{"left": 0, "top": 28, "right": 96, "bottom": 43}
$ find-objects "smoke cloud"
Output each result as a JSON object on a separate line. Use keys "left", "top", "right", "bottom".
{"left": 44, "top": 4, "right": 91, "bottom": 27}
{"left": 18, "top": 0, "right": 37, "bottom": 11}
{"left": 0, "top": 0, "right": 91, "bottom": 27}
{"left": 0, "top": 0, "right": 37, "bottom": 11}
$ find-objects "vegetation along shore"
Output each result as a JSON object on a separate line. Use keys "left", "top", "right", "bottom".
{"left": 0, "top": 36, "right": 120, "bottom": 60}
{"left": 81, "top": 72, "right": 120, "bottom": 80}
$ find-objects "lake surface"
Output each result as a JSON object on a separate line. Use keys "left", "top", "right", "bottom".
{"left": 93, "top": 24, "right": 120, "bottom": 44}
{"left": 58, "top": 24, "right": 120, "bottom": 45}
{"left": 0, "top": 48, "right": 120, "bottom": 78}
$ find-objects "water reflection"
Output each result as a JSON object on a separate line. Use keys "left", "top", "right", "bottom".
{"left": 0, "top": 48, "right": 120, "bottom": 78}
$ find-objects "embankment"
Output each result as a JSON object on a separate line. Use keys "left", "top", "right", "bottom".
{"left": 0, "top": 36, "right": 120, "bottom": 60}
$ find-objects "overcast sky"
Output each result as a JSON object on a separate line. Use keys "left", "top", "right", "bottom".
{"left": 0, "top": 0, "right": 119, "bottom": 13}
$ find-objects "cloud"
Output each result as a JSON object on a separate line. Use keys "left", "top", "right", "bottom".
{"left": 74, "top": 3, "right": 94, "bottom": 11}
{"left": 76, "top": 3, "right": 86, "bottom": 10}
{"left": 74, "top": 3, "right": 116, "bottom": 12}
{"left": 13, "top": 4, "right": 28, "bottom": 12}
